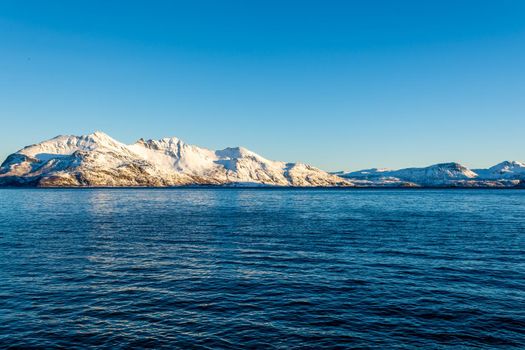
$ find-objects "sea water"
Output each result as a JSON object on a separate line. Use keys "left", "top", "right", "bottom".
{"left": 0, "top": 188, "right": 524, "bottom": 348}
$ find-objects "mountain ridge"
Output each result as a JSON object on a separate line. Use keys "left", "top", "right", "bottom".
{"left": 0, "top": 132, "right": 351, "bottom": 187}
{"left": 340, "top": 161, "right": 525, "bottom": 187}
{"left": 1, "top": 132, "right": 524, "bottom": 188}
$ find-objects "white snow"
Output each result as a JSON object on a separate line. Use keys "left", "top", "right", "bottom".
{"left": 0, "top": 131, "right": 352, "bottom": 187}
{"left": 1, "top": 131, "right": 523, "bottom": 188}
{"left": 342, "top": 161, "right": 525, "bottom": 187}
{"left": 474, "top": 161, "right": 525, "bottom": 180}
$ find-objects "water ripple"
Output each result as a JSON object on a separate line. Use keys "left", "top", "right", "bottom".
{"left": 0, "top": 188, "right": 524, "bottom": 349}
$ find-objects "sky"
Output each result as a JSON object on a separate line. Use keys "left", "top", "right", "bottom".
{"left": 0, "top": 0, "right": 524, "bottom": 171}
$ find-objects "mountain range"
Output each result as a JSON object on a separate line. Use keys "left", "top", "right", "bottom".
{"left": 0, "top": 132, "right": 524, "bottom": 188}
{"left": 339, "top": 161, "right": 525, "bottom": 188}
{"left": 0, "top": 132, "right": 349, "bottom": 187}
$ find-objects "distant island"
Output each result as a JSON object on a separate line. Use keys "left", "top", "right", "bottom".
{"left": 0, "top": 131, "right": 524, "bottom": 188}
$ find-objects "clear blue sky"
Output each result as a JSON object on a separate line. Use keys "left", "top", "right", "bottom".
{"left": 0, "top": 1, "right": 524, "bottom": 171}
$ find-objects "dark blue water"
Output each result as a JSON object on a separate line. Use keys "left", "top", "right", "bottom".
{"left": 0, "top": 189, "right": 524, "bottom": 349}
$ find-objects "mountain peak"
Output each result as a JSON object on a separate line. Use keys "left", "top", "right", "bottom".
{"left": 133, "top": 136, "right": 185, "bottom": 151}
{"left": 432, "top": 162, "right": 473, "bottom": 173}
{"left": 215, "top": 146, "right": 265, "bottom": 162}
{"left": 2, "top": 131, "right": 523, "bottom": 188}
{"left": 86, "top": 131, "right": 116, "bottom": 142}
{"left": 491, "top": 160, "right": 525, "bottom": 169}
{"left": 90, "top": 130, "right": 107, "bottom": 137}
{"left": 433, "top": 162, "right": 463, "bottom": 168}
{"left": 488, "top": 160, "right": 525, "bottom": 174}
{"left": 0, "top": 132, "right": 350, "bottom": 187}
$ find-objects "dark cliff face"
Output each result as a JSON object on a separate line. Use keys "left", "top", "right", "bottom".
{"left": 0, "top": 176, "right": 39, "bottom": 187}
{"left": 1, "top": 154, "right": 36, "bottom": 172}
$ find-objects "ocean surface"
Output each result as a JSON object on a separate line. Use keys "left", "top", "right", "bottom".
{"left": 0, "top": 188, "right": 524, "bottom": 349}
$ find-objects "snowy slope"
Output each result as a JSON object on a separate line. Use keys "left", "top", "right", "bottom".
{"left": 341, "top": 162, "right": 523, "bottom": 187}
{"left": 342, "top": 163, "right": 476, "bottom": 185}
{"left": 1, "top": 132, "right": 523, "bottom": 188}
{"left": 474, "top": 161, "right": 525, "bottom": 180}
{"left": 389, "top": 163, "right": 478, "bottom": 185}
{"left": 0, "top": 132, "right": 351, "bottom": 187}
{"left": 129, "top": 137, "right": 351, "bottom": 186}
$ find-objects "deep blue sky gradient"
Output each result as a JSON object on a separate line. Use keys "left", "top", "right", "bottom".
{"left": 1, "top": 0, "right": 524, "bottom": 171}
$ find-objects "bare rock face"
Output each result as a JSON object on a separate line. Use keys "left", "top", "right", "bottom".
{"left": 0, "top": 132, "right": 354, "bottom": 187}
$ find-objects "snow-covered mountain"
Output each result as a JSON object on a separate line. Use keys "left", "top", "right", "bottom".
{"left": 342, "top": 163, "right": 477, "bottom": 186}
{"left": 473, "top": 161, "right": 525, "bottom": 180}
{"left": 341, "top": 162, "right": 525, "bottom": 187}
{"left": 0, "top": 132, "right": 352, "bottom": 187}
{"left": 1, "top": 132, "right": 523, "bottom": 188}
